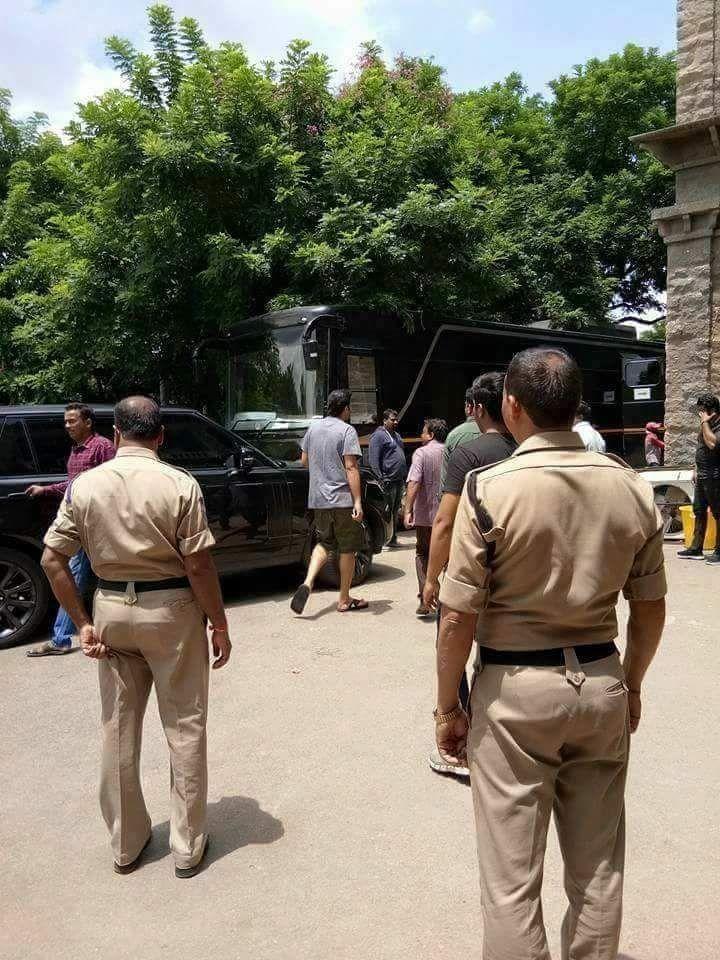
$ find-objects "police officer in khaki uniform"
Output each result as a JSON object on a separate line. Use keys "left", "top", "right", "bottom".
{"left": 41, "top": 397, "right": 231, "bottom": 878}
{"left": 434, "top": 348, "right": 666, "bottom": 960}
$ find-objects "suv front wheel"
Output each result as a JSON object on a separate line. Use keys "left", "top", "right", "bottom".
{"left": 0, "top": 547, "right": 50, "bottom": 648}
{"left": 316, "top": 548, "right": 372, "bottom": 588}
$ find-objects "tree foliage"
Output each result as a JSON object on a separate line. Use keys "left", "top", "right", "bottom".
{"left": 0, "top": 7, "right": 675, "bottom": 402}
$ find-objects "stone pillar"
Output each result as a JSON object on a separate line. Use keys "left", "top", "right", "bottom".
{"left": 633, "top": 0, "right": 720, "bottom": 464}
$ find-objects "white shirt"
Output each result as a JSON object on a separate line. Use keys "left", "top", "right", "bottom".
{"left": 573, "top": 420, "right": 607, "bottom": 454}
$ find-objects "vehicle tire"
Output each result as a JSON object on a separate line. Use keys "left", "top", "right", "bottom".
{"left": 316, "top": 549, "right": 373, "bottom": 588}
{"left": 653, "top": 485, "right": 690, "bottom": 538}
{"left": 0, "top": 547, "right": 50, "bottom": 648}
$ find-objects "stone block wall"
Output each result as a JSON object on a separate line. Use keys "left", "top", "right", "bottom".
{"left": 677, "top": 0, "right": 720, "bottom": 122}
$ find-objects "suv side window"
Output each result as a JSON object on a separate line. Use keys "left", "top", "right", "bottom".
{"left": 161, "top": 414, "right": 237, "bottom": 469}
{"left": 0, "top": 418, "right": 36, "bottom": 475}
{"left": 25, "top": 417, "right": 72, "bottom": 474}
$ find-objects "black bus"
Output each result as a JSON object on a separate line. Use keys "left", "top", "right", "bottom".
{"left": 196, "top": 305, "right": 665, "bottom": 468}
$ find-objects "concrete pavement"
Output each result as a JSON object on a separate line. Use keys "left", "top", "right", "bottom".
{"left": 1, "top": 537, "right": 719, "bottom": 960}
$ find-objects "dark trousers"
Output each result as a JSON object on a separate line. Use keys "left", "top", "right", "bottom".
{"left": 436, "top": 603, "right": 470, "bottom": 710}
{"left": 415, "top": 526, "right": 432, "bottom": 597}
{"left": 385, "top": 480, "right": 404, "bottom": 544}
{"left": 691, "top": 476, "right": 720, "bottom": 552}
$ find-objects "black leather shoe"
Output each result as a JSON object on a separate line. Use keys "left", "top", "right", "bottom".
{"left": 677, "top": 548, "right": 705, "bottom": 559}
{"left": 114, "top": 834, "right": 152, "bottom": 875}
{"left": 175, "top": 836, "right": 209, "bottom": 879}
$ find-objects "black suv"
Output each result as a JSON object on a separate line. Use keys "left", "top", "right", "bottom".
{"left": 0, "top": 406, "right": 392, "bottom": 646}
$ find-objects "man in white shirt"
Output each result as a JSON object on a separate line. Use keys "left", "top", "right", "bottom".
{"left": 573, "top": 401, "right": 606, "bottom": 453}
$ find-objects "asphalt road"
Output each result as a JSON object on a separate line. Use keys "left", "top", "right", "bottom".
{"left": 2, "top": 537, "right": 719, "bottom": 960}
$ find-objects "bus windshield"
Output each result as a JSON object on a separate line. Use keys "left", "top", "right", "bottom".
{"left": 224, "top": 325, "right": 324, "bottom": 426}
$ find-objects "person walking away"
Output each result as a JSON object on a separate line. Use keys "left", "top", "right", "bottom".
{"left": 404, "top": 418, "right": 448, "bottom": 616}
{"left": 26, "top": 403, "right": 115, "bottom": 657}
{"left": 435, "top": 347, "right": 666, "bottom": 960}
{"left": 441, "top": 387, "right": 480, "bottom": 489}
{"left": 678, "top": 392, "right": 720, "bottom": 562}
{"left": 572, "top": 400, "right": 606, "bottom": 452}
{"left": 645, "top": 422, "right": 665, "bottom": 466}
{"left": 421, "top": 372, "right": 515, "bottom": 777}
{"left": 290, "top": 389, "right": 367, "bottom": 614}
{"left": 368, "top": 408, "right": 406, "bottom": 547}
{"left": 41, "top": 397, "right": 231, "bottom": 877}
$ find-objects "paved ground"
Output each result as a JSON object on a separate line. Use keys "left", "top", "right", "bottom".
{"left": 2, "top": 537, "right": 719, "bottom": 960}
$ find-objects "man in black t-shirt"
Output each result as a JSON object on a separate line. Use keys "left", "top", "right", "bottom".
{"left": 423, "top": 371, "right": 516, "bottom": 777}
{"left": 678, "top": 392, "right": 720, "bottom": 563}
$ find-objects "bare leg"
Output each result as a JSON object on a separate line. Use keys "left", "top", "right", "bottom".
{"left": 338, "top": 552, "right": 355, "bottom": 606}
{"left": 304, "top": 543, "right": 329, "bottom": 590}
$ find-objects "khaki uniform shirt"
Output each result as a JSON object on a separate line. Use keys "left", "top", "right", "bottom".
{"left": 44, "top": 447, "right": 215, "bottom": 580}
{"left": 439, "top": 431, "right": 667, "bottom": 650}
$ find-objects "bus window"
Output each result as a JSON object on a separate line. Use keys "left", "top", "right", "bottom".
{"left": 624, "top": 359, "right": 663, "bottom": 388}
{"left": 346, "top": 353, "right": 378, "bottom": 424}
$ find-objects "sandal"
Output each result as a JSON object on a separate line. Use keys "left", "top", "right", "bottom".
{"left": 337, "top": 598, "right": 368, "bottom": 613}
{"left": 290, "top": 584, "right": 311, "bottom": 614}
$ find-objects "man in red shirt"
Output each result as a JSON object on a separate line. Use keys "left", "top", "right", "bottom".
{"left": 26, "top": 403, "right": 115, "bottom": 656}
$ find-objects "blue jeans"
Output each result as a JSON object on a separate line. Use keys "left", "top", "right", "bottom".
{"left": 51, "top": 550, "right": 93, "bottom": 648}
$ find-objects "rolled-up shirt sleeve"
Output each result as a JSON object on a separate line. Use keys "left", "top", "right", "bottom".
{"left": 43, "top": 495, "right": 83, "bottom": 557}
{"left": 623, "top": 519, "right": 667, "bottom": 600}
{"left": 177, "top": 481, "right": 216, "bottom": 556}
{"left": 439, "top": 484, "right": 491, "bottom": 613}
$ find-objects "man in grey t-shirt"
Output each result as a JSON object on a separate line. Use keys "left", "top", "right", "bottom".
{"left": 290, "top": 389, "right": 369, "bottom": 615}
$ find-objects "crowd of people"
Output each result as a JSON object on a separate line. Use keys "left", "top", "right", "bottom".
{"left": 290, "top": 348, "right": 667, "bottom": 958}
{"left": 30, "top": 351, "right": 720, "bottom": 957}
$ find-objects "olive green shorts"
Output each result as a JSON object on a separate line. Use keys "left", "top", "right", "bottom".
{"left": 314, "top": 508, "right": 365, "bottom": 554}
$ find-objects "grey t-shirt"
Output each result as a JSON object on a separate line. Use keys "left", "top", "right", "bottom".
{"left": 301, "top": 417, "right": 362, "bottom": 509}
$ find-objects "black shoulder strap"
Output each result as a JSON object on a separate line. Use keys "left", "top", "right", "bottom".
{"left": 465, "top": 467, "right": 498, "bottom": 564}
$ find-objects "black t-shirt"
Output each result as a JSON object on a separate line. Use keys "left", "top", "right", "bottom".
{"left": 443, "top": 432, "right": 517, "bottom": 495}
{"left": 696, "top": 414, "right": 720, "bottom": 478}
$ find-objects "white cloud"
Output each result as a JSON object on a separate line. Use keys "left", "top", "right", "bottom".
{"left": 467, "top": 8, "right": 494, "bottom": 33}
{"left": 2, "top": 0, "right": 379, "bottom": 130}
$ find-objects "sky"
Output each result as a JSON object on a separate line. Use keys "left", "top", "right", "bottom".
{"left": 4, "top": 0, "right": 677, "bottom": 132}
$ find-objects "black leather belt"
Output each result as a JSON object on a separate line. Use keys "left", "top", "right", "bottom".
{"left": 478, "top": 641, "right": 617, "bottom": 667}
{"left": 97, "top": 576, "right": 190, "bottom": 594}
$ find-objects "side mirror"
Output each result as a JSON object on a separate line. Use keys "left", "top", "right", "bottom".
{"left": 303, "top": 334, "right": 319, "bottom": 371}
{"left": 240, "top": 451, "right": 256, "bottom": 472}
{"left": 226, "top": 449, "right": 255, "bottom": 478}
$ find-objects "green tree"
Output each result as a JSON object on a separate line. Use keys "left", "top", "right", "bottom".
{"left": 0, "top": 10, "right": 674, "bottom": 403}
{"left": 550, "top": 44, "right": 676, "bottom": 312}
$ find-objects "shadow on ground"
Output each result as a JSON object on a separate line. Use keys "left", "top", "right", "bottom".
{"left": 222, "top": 555, "right": 405, "bottom": 609}
{"left": 145, "top": 795, "right": 284, "bottom": 867}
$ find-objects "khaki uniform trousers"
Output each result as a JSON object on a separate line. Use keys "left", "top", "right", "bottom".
{"left": 94, "top": 586, "right": 209, "bottom": 870}
{"left": 468, "top": 651, "right": 629, "bottom": 960}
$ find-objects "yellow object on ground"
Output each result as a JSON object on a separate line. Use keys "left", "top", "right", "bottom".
{"left": 680, "top": 504, "right": 717, "bottom": 549}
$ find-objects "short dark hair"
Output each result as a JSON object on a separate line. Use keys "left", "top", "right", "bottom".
{"left": 505, "top": 348, "right": 583, "bottom": 429}
{"left": 471, "top": 372, "right": 505, "bottom": 423}
{"left": 697, "top": 393, "right": 720, "bottom": 414}
{"left": 425, "top": 417, "right": 449, "bottom": 443}
{"left": 114, "top": 396, "right": 162, "bottom": 440}
{"left": 577, "top": 400, "right": 592, "bottom": 421}
{"left": 464, "top": 388, "right": 474, "bottom": 407}
{"left": 65, "top": 402, "right": 95, "bottom": 427}
{"left": 383, "top": 408, "right": 398, "bottom": 421}
{"left": 326, "top": 389, "right": 352, "bottom": 417}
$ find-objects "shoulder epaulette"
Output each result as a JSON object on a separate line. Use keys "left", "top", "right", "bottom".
{"left": 602, "top": 452, "right": 633, "bottom": 469}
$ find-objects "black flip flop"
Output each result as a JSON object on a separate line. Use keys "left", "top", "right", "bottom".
{"left": 290, "top": 584, "right": 310, "bottom": 614}
{"left": 337, "top": 598, "right": 368, "bottom": 612}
